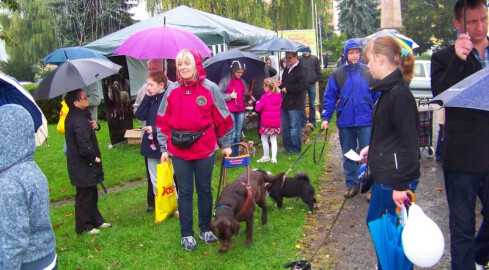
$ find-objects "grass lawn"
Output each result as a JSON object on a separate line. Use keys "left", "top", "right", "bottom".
{"left": 38, "top": 118, "right": 335, "bottom": 269}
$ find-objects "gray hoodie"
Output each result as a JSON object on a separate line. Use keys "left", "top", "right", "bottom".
{"left": 0, "top": 104, "right": 56, "bottom": 270}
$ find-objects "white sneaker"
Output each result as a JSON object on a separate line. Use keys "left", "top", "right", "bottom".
{"left": 99, "top": 223, "right": 111, "bottom": 228}
{"left": 257, "top": 156, "right": 270, "bottom": 163}
{"left": 88, "top": 228, "right": 100, "bottom": 235}
{"left": 271, "top": 158, "right": 277, "bottom": 164}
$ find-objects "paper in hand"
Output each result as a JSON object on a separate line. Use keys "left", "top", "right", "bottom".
{"left": 344, "top": 149, "right": 362, "bottom": 161}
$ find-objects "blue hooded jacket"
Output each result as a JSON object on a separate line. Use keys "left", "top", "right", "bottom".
{"left": 321, "top": 39, "right": 378, "bottom": 128}
{"left": 0, "top": 104, "right": 56, "bottom": 269}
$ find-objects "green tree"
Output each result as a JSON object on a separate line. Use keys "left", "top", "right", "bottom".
{"left": 0, "top": 0, "right": 55, "bottom": 80}
{"left": 338, "top": 0, "right": 380, "bottom": 38}
{"left": 402, "top": 0, "right": 457, "bottom": 53}
{"left": 47, "top": 0, "right": 135, "bottom": 47}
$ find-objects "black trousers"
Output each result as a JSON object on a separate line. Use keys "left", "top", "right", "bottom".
{"left": 75, "top": 186, "right": 105, "bottom": 234}
{"left": 145, "top": 157, "right": 155, "bottom": 208}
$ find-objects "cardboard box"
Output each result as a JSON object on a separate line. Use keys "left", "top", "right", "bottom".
{"left": 124, "top": 129, "right": 143, "bottom": 145}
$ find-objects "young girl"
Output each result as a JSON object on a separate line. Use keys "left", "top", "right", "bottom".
{"left": 255, "top": 78, "right": 282, "bottom": 163}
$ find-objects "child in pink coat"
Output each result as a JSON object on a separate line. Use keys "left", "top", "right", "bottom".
{"left": 255, "top": 78, "right": 282, "bottom": 163}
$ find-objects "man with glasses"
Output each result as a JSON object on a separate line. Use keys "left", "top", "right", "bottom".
{"left": 277, "top": 52, "right": 307, "bottom": 153}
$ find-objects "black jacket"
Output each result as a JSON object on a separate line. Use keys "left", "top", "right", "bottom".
{"left": 431, "top": 44, "right": 489, "bottom": 173}
{"left": 368, "top": 69, "right": 420, "bottom": 190}
{"left": 299, "top": 54, "right": 321, "bottom": 86}
{"left": 65, "top": 107, "right": 103, "bottom": 187}
{"left": 280, "top": 61, "right": 307, "bottom": 111}
{"left": 135, "top": 92, "right": 165, "bottom": 159}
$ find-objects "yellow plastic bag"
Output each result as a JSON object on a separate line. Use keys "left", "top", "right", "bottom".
{"left": 155, "top": 162, "right": 178, "bottom": 223}
{"left": 56, "top": 100, "right": 69, "bottom": 134}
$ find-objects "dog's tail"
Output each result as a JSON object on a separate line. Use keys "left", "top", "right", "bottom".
{"left": 294, "top": 172, "right": 311, "bottom": 183}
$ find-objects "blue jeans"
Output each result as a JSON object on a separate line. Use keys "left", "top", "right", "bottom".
{"left": 301, "top": 84, "right": 317, "bottom": 126}
{"left": 170, "top": 154, "right": 215, "bottom": 238}
{"left": 444, "top": 170, "right": 489, "bottom": 269}
{"left": 230, "top": 111, "right": 245, "bottom": 156}
{"left": 339, "top": 127, "right": 371, "bottom": 189}
{"left": 281, "top": 109, "right": 302, "bottom": 153}
{"left": 366, "top": 180, "right": 419, "bottom": 270}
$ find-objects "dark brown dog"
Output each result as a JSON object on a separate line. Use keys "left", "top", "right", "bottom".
{"left": 301, "top": 123, "right": 315, "bottom": 144}
{"left": 210, "top": 169, "right": 284, "bottom": 253}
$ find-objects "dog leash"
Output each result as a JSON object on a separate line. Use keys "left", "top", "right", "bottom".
{"left": 284, "top": 186, "right": 354, "bottom": 269}
{"left": 284, "top": 128, "right": 328, "bottom": 178}
{"left": 312, "top": 128, "right": 327, "bottom": 165}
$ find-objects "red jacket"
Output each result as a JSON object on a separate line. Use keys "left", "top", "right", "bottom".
{"left": 156, "top": 50, "right": 233, "bottom": 161}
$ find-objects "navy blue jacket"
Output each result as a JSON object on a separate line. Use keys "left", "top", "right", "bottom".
{"left": 135, "top": 92, "right": 165, "bottom": 159}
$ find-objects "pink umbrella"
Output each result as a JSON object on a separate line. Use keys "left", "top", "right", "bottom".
{"left": 114, "top": 25, "right": 211, "bottom": 59}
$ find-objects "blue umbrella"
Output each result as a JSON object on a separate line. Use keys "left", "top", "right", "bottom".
{"left": 250, "top": 38, "right": 311, "bottom": 53}
{"left": 203, "top": 49, "right": 266, "bottom": 84}
{"left": 430, "top": 67, "right": 489, "bottom": 111}
{"left": 0, "top": 72, "right": 48, "bottom": 146}
{"left": 368, "top": 212, "right": 413, "bottom": 270}
{"left": 41, "top": 46, "right": 110, "bottom": 65}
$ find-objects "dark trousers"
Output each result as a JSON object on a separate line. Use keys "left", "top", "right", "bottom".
{"left": 75, "top": 186, "right": 105, "bottom": 234}
{"left": 171, "top": 154, "right": 215, "bottom": 237}
{"left": 444, "top": 170, "right": 489, "bottom": 269}
{"left": 435, "top": 124, "right": 444, "bottom": 162}
{"left": 145, "top": 157, "right": 155, "bottom": 208}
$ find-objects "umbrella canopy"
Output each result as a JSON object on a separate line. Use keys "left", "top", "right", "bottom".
{"left": 41, "top": 46, "right": 110, "bottom": 65}
{"left": 203, "top": 49, "right": 266, "bottom": 84}
{"left": 368, "top": 212, "right": 413, "bottom": 270}
{"left": 367, "top": 29, "right": 420, "bottom": 51}
{"left": 250, "top": 38, "right": 311, "bottom": 53}
{"left": 430, "top": 67, "right": 489, "bottom": 111}
{"left": 34, "top": 58, "right": 121, "bottom": 100}
{"left": 114, "top": 25, "right": 211, "bottom": 59}
{"left": 0, "top": 72, "right": 48, "bottom": 146}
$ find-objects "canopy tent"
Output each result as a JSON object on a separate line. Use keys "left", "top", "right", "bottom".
{"left": 85, "top": 5, "right": 277, "bottom": 95}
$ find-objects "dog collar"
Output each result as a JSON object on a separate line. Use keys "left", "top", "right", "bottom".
{"left": 215, "top": 205, "right": 235, "bottom": 215}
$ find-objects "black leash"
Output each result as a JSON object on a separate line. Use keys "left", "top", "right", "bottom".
{"left": 214, "top": 157, "right": 225, "bottom": 210}
{"left": 284, "top": 186, "right": 354, "bottom": 269}
{"left": 312, "top": 128, "right": 327, "bottom": 165}
{"left": 284, "top": 128, "right": 328, "bottom": 177}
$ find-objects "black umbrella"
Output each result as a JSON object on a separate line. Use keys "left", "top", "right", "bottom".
{"left": 250, "top": 38, "right": 311, "bottom": 53}
{"left": 203, "top": 49, "right": 267, "bottom": 84}
{"left": 34, "top": 58, "right": 121, "bottom": 100}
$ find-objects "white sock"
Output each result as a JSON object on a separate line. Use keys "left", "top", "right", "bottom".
{"left": 261, "top": 134, "right": 270, "bottom": 158}
{"left": 270, "top": 134, "right": 278, "bottom": 160}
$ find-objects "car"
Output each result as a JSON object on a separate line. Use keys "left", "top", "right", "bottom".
{"left": 409, "top": 59, "right": 433, "bottom": 99}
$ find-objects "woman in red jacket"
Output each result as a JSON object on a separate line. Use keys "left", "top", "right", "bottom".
{"left": 156, "top": 49, "right": 233, "bottom": 251}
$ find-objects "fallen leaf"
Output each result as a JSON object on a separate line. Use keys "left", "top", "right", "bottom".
{"left": 65, "top": 213, "right": 73, "bottom": 217}
{"left": 94, "top": 247, "right": 100, "bottom": 252}
{"left": 61, "top": 188, "right": 67, "bottom": 193}
{"left": 296, "top": 244, "right": 301, "bottom": 248}
{"left": 434, "top": 187, "right": 444, "bottom": 192}
{"left": 54, "top": 222, "right": 64, "bottom": 229}
{"left": 60, "top": 247, "right": 69, "bottom": 252}
{"left": 91, "top": 237, "right": 96, "bottom": 242}
{"left": 272, "top": 242, "right": 277, "bottom": 246}
{"left": 88, "top": 254, "right": 94, "bottom": 259}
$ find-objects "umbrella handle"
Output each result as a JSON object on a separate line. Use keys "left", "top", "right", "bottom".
{"left": 396, "top": 190, "right": 416, "bottom": 214}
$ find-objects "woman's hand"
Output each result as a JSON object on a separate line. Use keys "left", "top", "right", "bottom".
{"left": 230, "top": 90, "right": 237, "bottom": 99}
{"left": 142, "top": 126, "right": 152, "bottom": 134}
{"left": 321, "top": 120, "right": 329, "bottom": 130}
{"left": 95, "top": 157, "right": 101, "bottom": 163}
{"left": 222, "top": 147, "right": 232, "bottom": 157}
{"left": 359, "top": 146, "right": 369, "bottom": 164}
{"left": 161, "top": 152, "right": 169, "bottom": 163}
{"left": 392, "top": 190, "right": 410, "bottom": 209}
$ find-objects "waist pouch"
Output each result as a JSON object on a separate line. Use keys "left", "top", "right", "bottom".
{"left": 171, "top": 126, "right": 208, "bottom": 149}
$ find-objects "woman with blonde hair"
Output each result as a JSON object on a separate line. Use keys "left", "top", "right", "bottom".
{"left": 156, "top": 50, "right": 233, "bottom": 251}
{"left": 359, "top": 35, "right": 420, "bottom": 269}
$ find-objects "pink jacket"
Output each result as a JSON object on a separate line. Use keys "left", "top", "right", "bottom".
{"left": 255, "top": 91, "right": 282, "bottom": 128}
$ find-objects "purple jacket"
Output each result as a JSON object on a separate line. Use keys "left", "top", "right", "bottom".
{"left": 256, "top": 91, "right": 282, "bottom": 128}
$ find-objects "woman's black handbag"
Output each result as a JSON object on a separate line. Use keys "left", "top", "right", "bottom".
{"left": 171, "top": 127, "right": 208, "bottom": 149}
{"left": 359, "top": 165, "right": 373, "bottom": 194}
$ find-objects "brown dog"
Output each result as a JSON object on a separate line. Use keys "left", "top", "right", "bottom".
{"left": 301, "top": 123, "right": 315, "bottom": 144}
{"left": 210, "top": 169, "right": 284, "bottom": 253}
